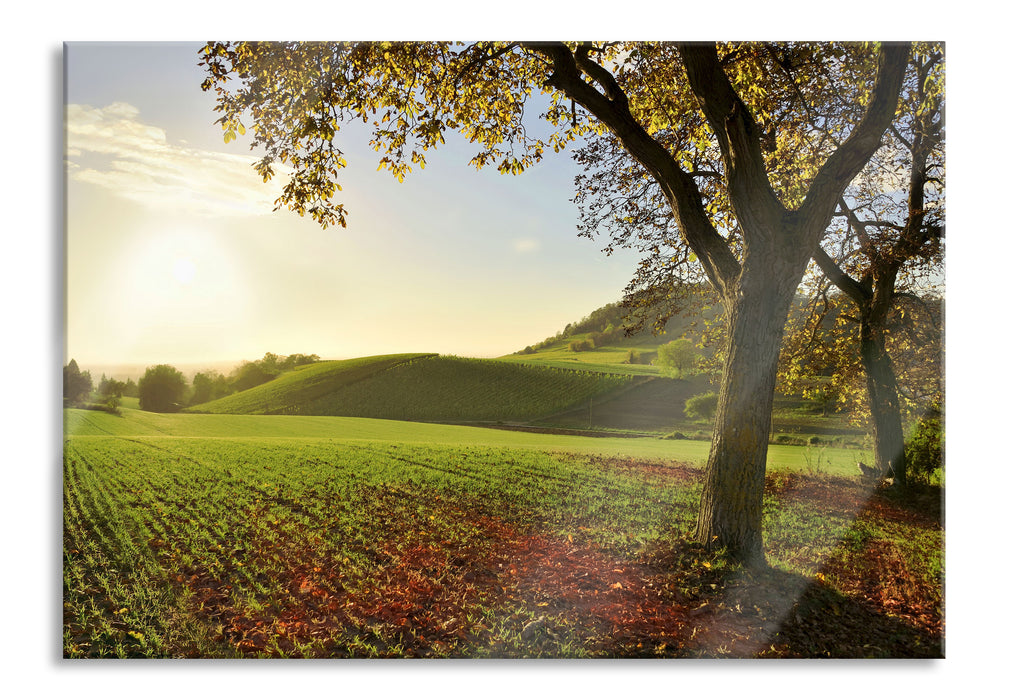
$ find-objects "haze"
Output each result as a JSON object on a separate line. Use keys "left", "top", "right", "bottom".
{"left": 64, "top": 42, "right": 641, "bottom": 377}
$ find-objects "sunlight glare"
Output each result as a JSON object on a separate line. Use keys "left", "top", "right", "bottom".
{"left": 172, "top": 257, "right": 196, "bottom": 284}
{"left": 172, "top": 258, "right": 195, "bottom": 284}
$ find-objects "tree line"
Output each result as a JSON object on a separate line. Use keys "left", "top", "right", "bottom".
{"left": 62, "top": 352, "right": 320, "bottom": 414}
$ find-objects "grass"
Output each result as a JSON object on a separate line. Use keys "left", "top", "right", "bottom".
{"left": 65, "top": 407, "right": 865, "bottom": 477}
{"left": 185, "top": 354, "right": 434, "bottom": 415}
{"left": 187, "top": 354, "right": 634, "bottom": 424}
{"left": 63, "top": 408, "right": 942, "bottom": 658}
{"left": 500, "top": 339, "right": 667, "bottom": 377}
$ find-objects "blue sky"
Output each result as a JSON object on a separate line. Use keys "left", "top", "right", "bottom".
{"left": 64, "top": 42, "right": 644, "bottom": 374}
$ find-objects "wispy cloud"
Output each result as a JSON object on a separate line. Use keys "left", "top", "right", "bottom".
{"left": 66, "top": 102, "right": 284, "bottom": 217}
{"left": 512, "top": 237, "right": 541, "bottom": 254}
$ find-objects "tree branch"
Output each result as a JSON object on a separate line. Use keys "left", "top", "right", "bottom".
{"left": 676, "top": 42, "right": 785, "bottom": 235}
{"left": 797, "top": 43, "right": 911, "bottom": 238}
{"left": 812, "top": 244, "right": 871, "bottom": 305}
{"left": 523, "top": 42, "right": 741, "bottom": 296}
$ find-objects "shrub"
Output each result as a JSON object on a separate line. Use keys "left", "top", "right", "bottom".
{"left": 905, "top": 411, "right": 944, "bottom": 485}
{"left": 656, "top": 338, "right": 698, "bottom": 377}
{"left": 684, "top": 391, "right": 718, "bottom": 421}
{"left": 774, "top": 434, "right": 808, "bottom": 446}
{"left": 84, "top": 396, "right": 121, "bottom": 416}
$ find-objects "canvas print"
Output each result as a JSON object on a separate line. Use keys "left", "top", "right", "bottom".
{"left": 63, "top": 41, "right": 944, "bottom": 658}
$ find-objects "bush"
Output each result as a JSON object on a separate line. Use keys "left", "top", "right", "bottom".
{"left": 684, "top": 391, "right": 718, "bottom": 421}
{"left": 84, "top": 396, "right": 121, "bottom": 416}
{"left": 905, "top": 412, "right": 944, "bottom": 485}
{"left": 774, "top": 434, "right": 808, "bottom": 446}
{"left": 138, "top": 364, "right": 188, "bottom": 413}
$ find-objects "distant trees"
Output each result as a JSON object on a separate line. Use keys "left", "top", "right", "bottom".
{"left": 225, "top": 352, "right": 320, "bottom": 393}
{"left": 97, "top": 374, "right": 126, "bottom": 399}
{"left": 138, "top": 365, "right": 188, "bottom": 413}
{"left": 62, "top": 352, "right": 321, "bottom": 413}
{"left": 190, "top": 370, "right": 231, "bottom": 406}
{"left": 229, "top": 361, "right": 276, "bottom": 393}
{"left": 63, "top": 359, "right": 93, "bottom": 407}
{"left": 655, "top": 338, "right": 697, "bottom": 378}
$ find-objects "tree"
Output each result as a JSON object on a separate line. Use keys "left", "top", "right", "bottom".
{"left": 279, "top": 353, "right": 321, "bottom": 371}
{"left": 807, "top": 45, "right": 944, "bottom": 486}
{"left": 200, "top": 41, "right": 909, "bottom": 566}
{"left": 655, "top": 338, "right": 697, "bottom": 377}
{"left": 98, "top": 374, "right": 125, "bottom": 399}
{"left": 138, "top": 365, "right": 188, "bottom": 413}
{"left": 229, "top": 360, "right": 277, "bottom": 392}
{"left": 190, "top": 370, "right": 231, "bottom": 405}
{"left": 63, "top": 359, "right": 93, "bottom": 406}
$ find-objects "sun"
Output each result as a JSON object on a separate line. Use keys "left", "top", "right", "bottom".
{"left": 172, "top": 257, "right": 196, "bottom": 284}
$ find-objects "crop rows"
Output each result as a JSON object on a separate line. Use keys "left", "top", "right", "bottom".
{"left": 298, "top": 355, "right": 633, "bottom": 421}
{"left": 189, "top": 354, "right": 434, "bottom": 415}
{"left": 63, "top": 435, "right": 699, "bottom": 657}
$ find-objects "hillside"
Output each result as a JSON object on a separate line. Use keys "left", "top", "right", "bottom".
{"left": 536, "top": 374, "right": 716, "bottom": 432}
{"left": 187, "top": 353, "right": 636, "bottom": 424}
{"left": 500, "top": 300, "right": 720, "bottom": 376}
{"left": 185, "top": 353, "right": 434, "bottom": 415}
{"left": 172, "top": 298, "right": 867, "bottom": 440}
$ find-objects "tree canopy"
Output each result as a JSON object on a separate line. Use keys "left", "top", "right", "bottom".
{"left": 138, "top": 365, "right": 188, "bottom": 413}
{"left": 63, "top": 359, "right": 93, "bottom": 407}
{"left": 201, "top": 41, "right": 911, "bottom": 566}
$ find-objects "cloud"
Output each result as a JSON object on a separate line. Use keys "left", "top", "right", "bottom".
{"left": 512, "top": 237, "right": 541, "bottom": 254}
{"left": 65, "top": 102, "right": 286, "bottom": 218}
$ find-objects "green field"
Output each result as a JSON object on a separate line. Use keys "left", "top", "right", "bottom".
{"left": 187, "top": 354, "right": 635, "bottom": 424}
{"left": 65, "top": 407, "right": 863, "bottom": 474}
{"left": 63, "top": 407, "right": 942, "bottom": 658}
{"left": 62, "top": 324, "right": 936, "bottom": 659}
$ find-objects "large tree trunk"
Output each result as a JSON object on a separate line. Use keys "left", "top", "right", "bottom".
{"left": 694, "top": 256, "right": 804, "bottom": 567}
{"left": 860, "top": 315, "right": 907, "bottom": 485}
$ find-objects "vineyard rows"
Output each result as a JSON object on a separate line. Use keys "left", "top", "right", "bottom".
{"left": 188, "top": 354, "right": 633, "bottom": 422}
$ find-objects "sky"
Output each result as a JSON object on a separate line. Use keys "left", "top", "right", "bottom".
{"left": 64, "top": 42, "right": 645, "bottom": 376}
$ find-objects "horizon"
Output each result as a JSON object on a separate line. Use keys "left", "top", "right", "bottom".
{"left": 64, "top": 42, "right": 643, "bottom": 371}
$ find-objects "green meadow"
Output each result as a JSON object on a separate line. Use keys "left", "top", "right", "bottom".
{"left": 65, "top": 407, "right": 860, "bottom": 474}
{"left": 62, "top": 324, "right": 938, "bottom": 659}
{"left": 63, "top": 406, "right": 942, "bottom": 658}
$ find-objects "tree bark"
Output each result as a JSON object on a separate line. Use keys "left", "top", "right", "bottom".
{"left": 694, "top": 249, "right": 806, "bottom": 567}
{"left": 813, "top": 245, "right": 908, "bottom": 484}
{"left": 860, "top": 311, "right": 907, "bottom": 485}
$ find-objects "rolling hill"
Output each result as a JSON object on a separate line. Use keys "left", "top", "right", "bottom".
{"left": 177, "top": 300, "right": 863, "bottom": 440}
{"left": 187, "top": 353, "right": 637, "bottom": 424}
